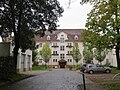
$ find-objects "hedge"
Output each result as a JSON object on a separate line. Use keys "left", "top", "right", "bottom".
{"left": 0, "top": 56, "right": 15, "bottom": 80}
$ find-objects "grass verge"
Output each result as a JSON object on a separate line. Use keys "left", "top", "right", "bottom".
{"left": 32, "top": 65, "right": 49, "bottom": 70}
{"left": 101, "top": 80, "right": 120, "bottom": 90}
{"left": 111, "top": 67, "right": 120, "bottom": 74}
{"left": 0, "top": 74, "right": 32, "bottom": 87}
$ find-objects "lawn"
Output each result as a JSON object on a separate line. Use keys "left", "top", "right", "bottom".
{"left": 0, "top": 74, "right": 31, "bottom": 87}
{"left": 112, "top": 67, "right": 120, "bottom": 74}
{"left": 102, "top": 81, "right": 120, "bottom": 90}
{"left": 32, "top": 65, "right": 49, "bottom": 70}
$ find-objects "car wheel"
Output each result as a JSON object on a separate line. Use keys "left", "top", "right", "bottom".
{"left": 89, "top": 70, "right": 94, "bottom": 74}
{"left": 105, "top": 69, "right": 111, "bottom": 73}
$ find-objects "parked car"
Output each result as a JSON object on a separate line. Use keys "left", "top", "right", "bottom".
{"left": 84, "top": 64, "right": 111, "bottom": 74}
{"left": 80, "top": 64, "right": 87, "bottom": 73}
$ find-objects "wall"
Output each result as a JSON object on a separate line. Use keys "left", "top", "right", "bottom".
{"left": 0, "top": 42, "right": 32, "bottom": 72}
{"left": 0, "top": 42, "right": 10, "bottom": 56}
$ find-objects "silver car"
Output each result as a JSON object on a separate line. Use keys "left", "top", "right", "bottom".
{"left": 85, "top": 64, "right": 111, "bottom": 74}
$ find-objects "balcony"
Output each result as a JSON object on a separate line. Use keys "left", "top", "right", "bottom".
{"left": 66, "top": 54, "right": 72, "bottom": 55}
{"left": 52, "top": 54, "right": 59, "bottom": 56}
{"left": 51, "top": 46, "right": 59, "bottom": 48}
{"left": 66, "top": 45, "right": 73, "bottom": 48}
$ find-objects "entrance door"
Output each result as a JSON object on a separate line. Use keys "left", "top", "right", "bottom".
{"left": 58, "top": 59, "right": 67, "bottom": 68}
{"left": 59, "top": 62, "right": 66, "bottom": 68}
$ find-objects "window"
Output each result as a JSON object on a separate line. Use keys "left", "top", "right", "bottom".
{"left": 68, "top": 59, "right": 72, "bottom": 62}
{"left": 60, "top": 38, "right": 64, "bottom": 43}
{"left": 39, "top": 43, "right": 42, "bottom": 47}
{"left": 53, "top": 43, "right": 57, "bottom": 46}
{"left": 39, "top": 59, "right": 42, "bottom": 63}
{"left": 53, "top": 59, "right": 57, "bottom": 62}
{"left": 60, "top": 46, "right": 64, "bottom": 51}
{"left": 47, "top": 35, "right": 50, "bottom": 40}
{"left": 74, "top": 35, "right": 78, "bottom": 40}
{"left": 60, "top": 54, "right": 65, "bottom": 59}
{"left": 68, "top": 59, "right": 69, "bottom": 62}
{"left": 53, "top": 51, "right": 57, "bottom": 54}
{"left": 68, "top": 51, "right": 72, "bottom": 54}
{"left": 67, "top": 43, "right": 72, "bottom": 46}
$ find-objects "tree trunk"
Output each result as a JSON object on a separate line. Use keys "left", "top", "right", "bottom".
{"left": 13, "top": 43, "right": 19, "bottom": 73}
{"left": 115, "top": 0, "right": 120, "bottom": 69}
{"left": 116, "top": 45, "right": 120, "bottom": 69}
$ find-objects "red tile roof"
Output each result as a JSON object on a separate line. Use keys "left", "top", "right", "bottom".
{"left": 35, "top": 29, "right": 83, "bottom": 42}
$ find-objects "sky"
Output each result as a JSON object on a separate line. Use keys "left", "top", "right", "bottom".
{"left": 57, "top": 0, "right": 93, "bottom": 29}
{"left": 0, "top": 0, "right": 92, "bottom": 42}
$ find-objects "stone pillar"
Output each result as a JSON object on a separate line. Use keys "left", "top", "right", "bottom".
{"left": 17, "top": 53, "right": 21, "bottom": 72}
{"left": 29, "top": 55, "right": 32, "bottom": 71}
{"left": 24, "top": 54, "right": 27, "bottom": 71}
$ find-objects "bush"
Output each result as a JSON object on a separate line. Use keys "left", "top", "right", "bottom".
{"left": 32, "top": 61, "right": 39, "bottom": 66}
{"left": 0, "top": 56, "right": 15, "bottom": 80}
{"left": 76, "top": 64, "right": 81, "bottom": 70}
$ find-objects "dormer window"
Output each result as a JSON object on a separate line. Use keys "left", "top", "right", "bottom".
{"left": 47, "top": 35, "right": 50, "bottom": 40}
{"left": 74, "top": 35, "right": 78, "bottom": 40}
{"left": 60, "top": 38, "right": 64, "bottom": 43}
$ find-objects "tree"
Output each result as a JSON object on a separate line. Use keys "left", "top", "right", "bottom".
{"left": 72, "top": 42, "right": 82, "bottom": 65}
{"left": 94, "top": 48, "right": 107, "bottom": 64}
{"left": 81, "top": 0, "right": 120, "bottom": 69}
{"left": 0, "top": 0, "right": 63, "bottom": 73}
{"left": 83, "top": 46, "right": 93, "bottom": 63}
{"left": 41, "top": 42, "right": 52, "bottom": 67}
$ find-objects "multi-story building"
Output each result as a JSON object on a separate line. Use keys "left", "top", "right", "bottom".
{"left": 35, "top": 29, "right": 84, "bottom": 68}
{"left": 35, "top": 29, "right": 118, "bottom": 68}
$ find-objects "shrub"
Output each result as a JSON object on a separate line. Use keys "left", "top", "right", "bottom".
{"left": 0, "top": 56, "right": 15, "bottom": 80}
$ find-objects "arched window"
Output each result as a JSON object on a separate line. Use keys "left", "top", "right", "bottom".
{"left": 47, "top": 35, "right": 50, "bottom": 40}
{"left": 74, "top": 35, "right": 78, "bottom": 40}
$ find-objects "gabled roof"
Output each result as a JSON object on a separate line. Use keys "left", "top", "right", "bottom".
{"left": 35, "top": 29, "right": 83, "bottom": 42}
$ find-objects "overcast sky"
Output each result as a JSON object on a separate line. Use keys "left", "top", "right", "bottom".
{"left": 57, "top": 0, "right": 93, "bottom": 29}
{"left": 0, "top": 0, "right": 92, "bottom": 42}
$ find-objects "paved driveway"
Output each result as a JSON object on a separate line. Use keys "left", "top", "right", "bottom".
{"left": 0, "top": 69, "right": 104, "bottom": 90}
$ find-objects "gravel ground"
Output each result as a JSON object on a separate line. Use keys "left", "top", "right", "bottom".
{"left": 0, "top": 69, "right": 106, "bottom": 90}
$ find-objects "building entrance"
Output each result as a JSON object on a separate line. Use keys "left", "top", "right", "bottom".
{"left": 58, "top": 59, "right": 67, "bottom": 68}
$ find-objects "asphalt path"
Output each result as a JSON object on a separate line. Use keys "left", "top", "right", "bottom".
{"left": 0, "top": 69, "right": 103, "bottom": 90}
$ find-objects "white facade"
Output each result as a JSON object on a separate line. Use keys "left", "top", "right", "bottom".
{"left": 0, "top": 42, "right": 32, "bottom": 72}
{"left": 35, "top": 29, "right": 118, "bottom": 68}
{"left": 35, "top": 29, "right": 84, "bottom": 68}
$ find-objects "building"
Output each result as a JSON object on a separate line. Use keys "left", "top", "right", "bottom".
{"left": 0, "top": 42, "right": 32, "bottom": 72}
{"left": 35, "top": 29, "right": 84, "bottom": 68}
{"left": 35, "top": 29, "right": 118, "bottom": 68}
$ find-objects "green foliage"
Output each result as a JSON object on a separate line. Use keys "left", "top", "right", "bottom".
{"left": 72, "top": 42, "right": 82, "bottom": 63}
{"left": 0, "top": 56, "right": 15, "bottom": 80}
{"left": 94, "top": 49, "right": 107, "bottom": 63}
{"left": 32, "top": 65, "right": 48, "bottom": 70}
{"left": 102, "top": 81, "right": 120, "bottom": 90}
{"left": 67, "top": 65, "right": 73, "bottom": 70}
{"left": 32, "top": 60, "right": 39, "bottom": 66}
{"left": 0, "top": 0, "right": 63, "bottom": 72}
{"left": 81, "top": 0, "right": 120, "bottom": 68}
{"left": 32, "top": 50, "right": 37, "bottom": 62}
{"left": 112, "top": 67, "right": 120, "bottom": 74}
{"left": 83, "top": 46, "right": 93, "bottom": 63}
{"left": 76, "top": 64, "right": 81, "bottom": 70}
{"left": 20, "top": 28, "right": 35, "bottom": 51}
{"left": 41, "top": 42, "right": 52, "bottom": 63}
